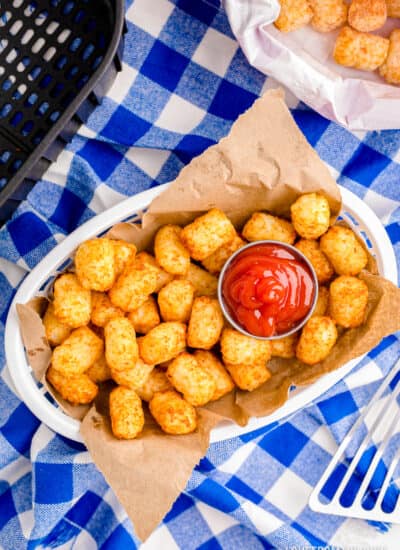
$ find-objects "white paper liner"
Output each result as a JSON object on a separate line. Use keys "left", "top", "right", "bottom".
{"left": 225, "top": 0, "right": 400, "bottom": 130}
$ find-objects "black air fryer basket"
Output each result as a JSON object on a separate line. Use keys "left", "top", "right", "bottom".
{"left": 0, "top": 0, "right": 125, "bottom": 224}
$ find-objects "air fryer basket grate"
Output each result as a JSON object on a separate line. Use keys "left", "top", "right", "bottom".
{"left": 0, "top": 0, "right": 125, "bottom": 223}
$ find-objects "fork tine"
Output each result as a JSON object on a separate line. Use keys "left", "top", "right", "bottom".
{"left": 375, "top": 449, "right": 400, "bottom": 510}
{"left": 330, "top": 375, "right": 400, "bottom": 505}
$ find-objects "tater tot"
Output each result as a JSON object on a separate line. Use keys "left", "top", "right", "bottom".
{"left": 136, "top": 251, "right": 174, "bottom": 292}
{"left": 242, "top": 213, "right": 296, "bottom": 245}
{"left": 310, "top": 0, "right": 347, "bottom": 32}
{"left": 179, "top": 263, "right": 218, "bottom": 297}
{"left": 220, "top": 328, "right": 272, "bottom": 366}
{"left": 329, "top": 275, "right": 368, "bottom": 328}
{"left": 296, "top": 316, "right": 338, "bottom": 365}
{"left": 270, "top": 333, "right": 298, "bottom": 358}
{"left": 202, "top": 234, "right": 246, "bottom": 274}
{"left": 290, "top": 193, "right": 330, "bottom": 239}
{"left": 295, "top": 239, "right": 334, "bottom": 284}
{"left": 387, "top": 0, "right": 400, "bottom": 18}
{"left": 91, "top": 291, "right": 124, "bottom": 327}
{"left": 75, "top": 238, "right": 116, "bottom": 291}
{"left": 104, "top": 317, "right": 138, "bottom": 372}
{"left": 181, "top": 209, "right": 236, "bottom": 261}
{"left": 109, "top": 257, "right": 158, "bottom": 312}
{"left": 109, "top": 386, "right": 144, "bottom": 439}
{"left": 167, "top": 352, "right": 216, "bottom": 406}
{"left": 149, "top": 390, "right": 197, "bottom": 435}
{"left": 274, "top": 0, "right": 313, "bottom": 32}
{"left": 47, "top": 366, "right": 98, "bottom": 404}
{"left": 127, "top": 296, "right": 160, "bottom": 334}
{"left": 187, "top": 297, "right": 224, "bottom": 350}
{"left": 312, "top": 286, "right": 329, "bottom": 317}
{"left": 112, "top": 358, "right": 154, "bottom": 391}
{"left": 225, "top": 362, "right": 271, "bottom": 391}
{"left": 138, "top": 322, "right": 187, "bottom": 365}
{"left": 52, "top": 326, "right": 104, "bottom": 376}
{"left": 193, "top": 350, "right": 234, "bottom": 401}
{"left": 348, "top": 0, "right": 386, "bottom": 32}
{"left": 158, "top": 280, "right": 195, "bottom": 323}
{"left": 379, "top": 30, "right": 400, "bottom": 85}
{"left": 137, "top": 367, "right": 173, "bottom": 402}
{"left": 333, "top": 26, "right": 389, "bottom": 71}
{"left": 112, "top": 240, "right": 137, "bottom": 277}
{"left": 154, "top": 225, "right": 190, "bottom": 275}
{"left": 87, "top": 353, "right": 111, "bottom": 383}
{"left": 43, "top": 302, "right": 71, "bottom": 347}
{"left": 320, "top": 226, "right": 368, "bottom": 276}
{"left": 53, "top": 273, "right": 91, "bottom": 328}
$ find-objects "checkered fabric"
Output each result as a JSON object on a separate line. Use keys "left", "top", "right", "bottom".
{"left": 1, "top": 0, "right": 400, "bottom": 548}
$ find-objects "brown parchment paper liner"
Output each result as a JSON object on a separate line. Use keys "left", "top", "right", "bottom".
{"left": 16, "top": 89, "right": 400, "bottom": 541}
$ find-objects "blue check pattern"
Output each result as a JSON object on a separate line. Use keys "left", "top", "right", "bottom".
{"left": 1, "top": 0, "right": 400, "bottom": 548}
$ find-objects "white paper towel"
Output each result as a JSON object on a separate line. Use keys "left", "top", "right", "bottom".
{"left": 225, "top": 0, "right": 400, "bottom": 130}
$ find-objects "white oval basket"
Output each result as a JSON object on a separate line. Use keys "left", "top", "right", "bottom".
{"left": 4, "top": 184, "right": 398, "bottom": 443}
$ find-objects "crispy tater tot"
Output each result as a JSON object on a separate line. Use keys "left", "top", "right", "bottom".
{"left": 167, "top": 352, "right": 216, "bottom": 406}
{"left": 225, "top": 362, "right": 271, "bottom": 391}
{"left": 329, "top": 275, "right": 368, "bottom": 328}
{"left": 104, "top": 317, "right": 138, "bottom": 372}
{"left": 53, "top": 273, "right": 91, "bottom": 328}
{"left": 87, "top": 353, "right": 111, "bottom": 383}
{"left": 154, "top": 225, "right": 190, "bottom": 275}
{"left": 193, "top": 350, "right": 234, "bottom": 401}
{"left": 91, "top": 291, "right": 124, "bottom": 327}
{"left": 43, "top": 302, "right": 71, "bottom": 347}
{"left": 296, "top": 316, "right": 338, "bottom": 365}
{"left": 270, "top": 333, "right": 298, "bottom": 358}
{"left": 202, "top": 234, "right": 246, "bottom": 274}
{"left": 333, "top": 26, "right": 389, "bottom": 71}
{"left": 110, "top": 386, "right": 144, "bottom": 439}
{"left": 137, "top": 367, "right": 173, "bottom": 401}
{"left": 379, "top": 30, "right": 400, "bottom": 85}
{"left": 75, "top": 238, "right": 116, "bottom": 291}
{"left": 136, "top": 251, "right": 174, "bottom": 292}
{"left": 112, "top": 358, "right": 154, "bottom": 391}
{"left": 112, "top": 240, "right": 137, "bottom": 277}
{"left": 127, "top": 296, "right": 160, "bottom": 334}
{"left": 348, "top": 0, "right": 386, "bottom": 32}
{"left": 320, "top": 225, "right": 368, "bottom": 276}
{"left": 310, "top": 0, "right": 347, "bottom": 32}
{"left": 52, "top": 326, "right": 103, "bottom": 376}
{"left": 181, "top": 208, "right": 236, "bottom": 261}
{"left": 387, "top": 0, "right": 400, "bottom": 18}
{"left": 312, "top": 286, "right": 329, "bottom": 317}
{"left": 179, "top": 263, "right": 218, "bottom": 297}
{"left": 295, "top": 239, "right": 334, "bottom": 284}
{"left": 220, "top": 328, "right": 272, "bottom": 365}
{"left": 290, "top": 193, "right": 330, "bottom": 239}
{"left": 109, "top": 257, "right": 158, "bottom": 312}
{"left": 187, "top": 297, "right": 224, "bottom": 350}
{"left": 149, "top": 390, "right": 197, "bottom": 435}
{"left": 138, "top": 322, "right": 187, "bottom": 365}
{"left": 158, "top": 280, "right": 195, "bottom": 323}
{"left": 274, "top": 0, "right": 313, "bottom": 32}
{"left": 242, "top": 213, "right": 296, "bottom": 245}
{"left": 47, "top": 366, "right": 98, "bottom": 404}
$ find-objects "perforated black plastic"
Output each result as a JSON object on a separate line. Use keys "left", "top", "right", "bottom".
{"left": 0, "top": 0, "right": 125, "bottom": 224}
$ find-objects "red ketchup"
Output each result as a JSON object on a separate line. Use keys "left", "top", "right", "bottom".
{"left": 221, "top": 243, "right": 316, "bottom": 337}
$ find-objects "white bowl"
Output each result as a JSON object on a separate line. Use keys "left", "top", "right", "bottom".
{"left": 4, "top": 184, "right": 398, "bottom": 443}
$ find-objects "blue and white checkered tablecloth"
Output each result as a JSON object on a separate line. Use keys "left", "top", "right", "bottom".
{"left": 1, "top": 0, "right": 400, "bottom": 548}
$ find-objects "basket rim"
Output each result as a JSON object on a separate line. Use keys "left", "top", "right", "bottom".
{"left": 4, "top": 183, "right": 398, "bottom": 443}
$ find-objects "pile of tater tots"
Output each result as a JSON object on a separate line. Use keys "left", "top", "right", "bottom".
{"left": 43, "top": 192, "right": 369, "bottom": 439}
{"left": 275, "top": 0, "right": 400, "bottom": 85}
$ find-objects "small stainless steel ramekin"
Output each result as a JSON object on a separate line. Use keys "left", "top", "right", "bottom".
{"left": 217, "top": 240, "right": 319, "bottom": 340}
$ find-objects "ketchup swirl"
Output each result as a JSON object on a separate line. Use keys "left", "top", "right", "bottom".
{"left": 221, "top": 243, "right": 316, "bottom": 337}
